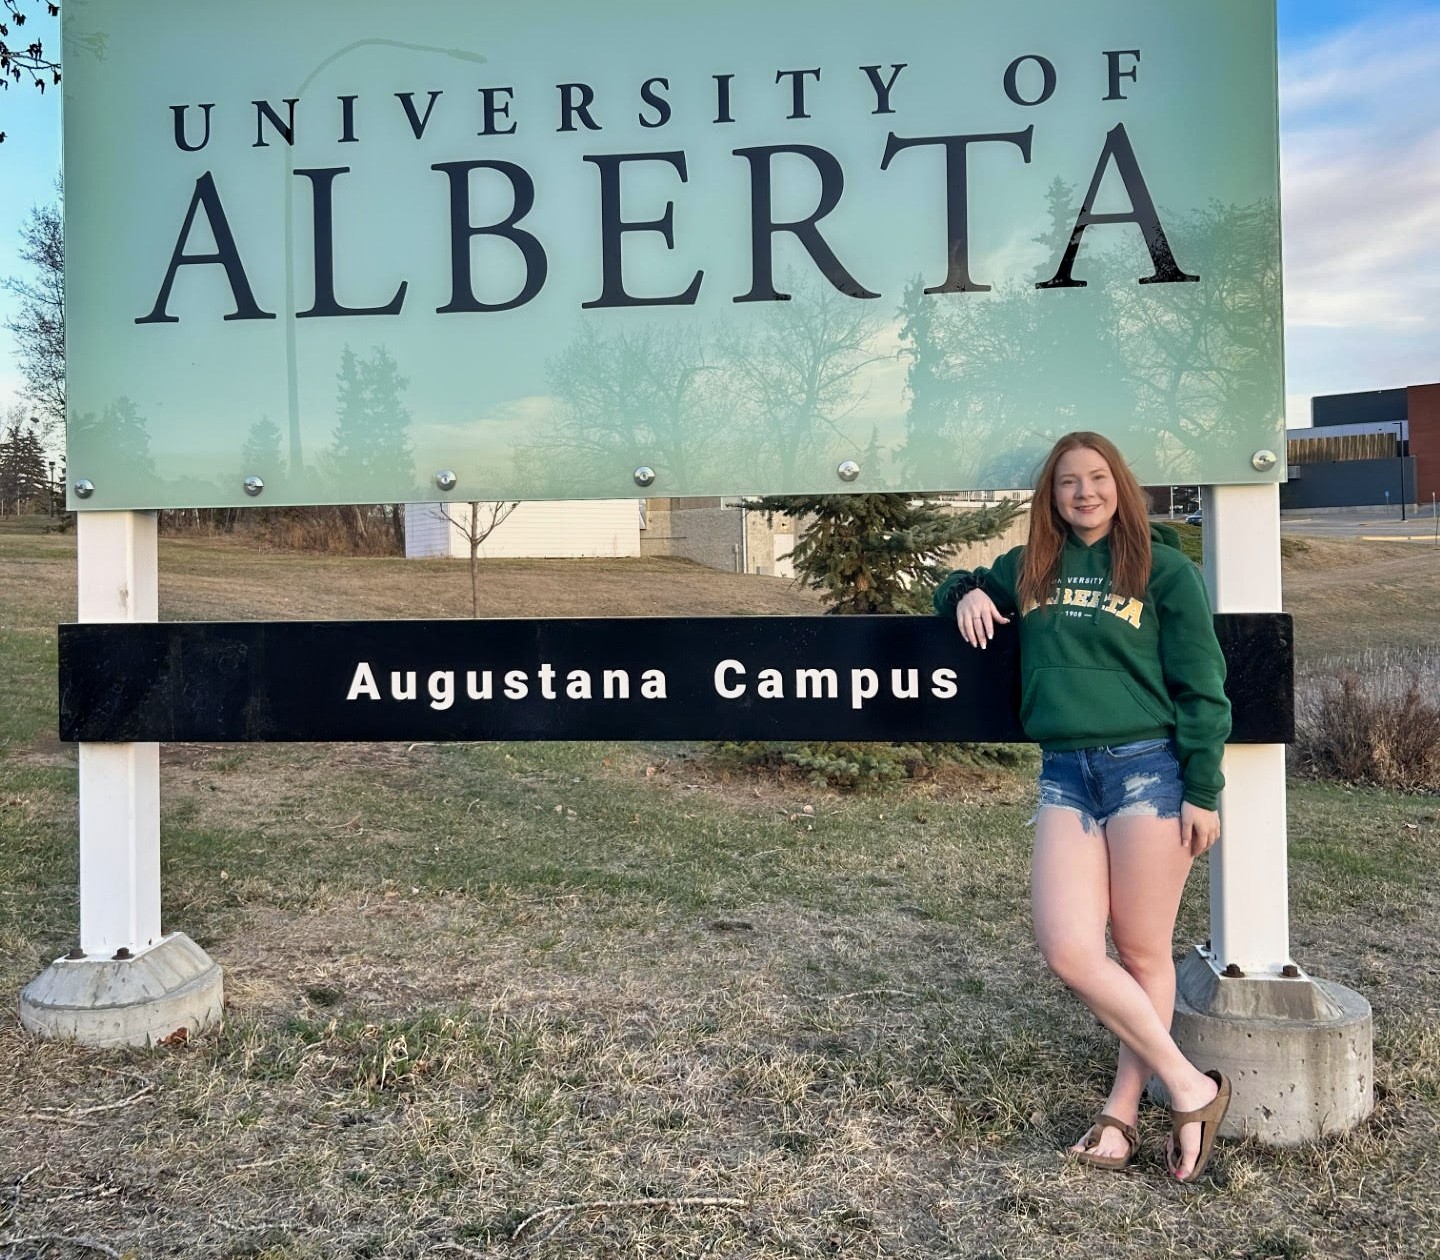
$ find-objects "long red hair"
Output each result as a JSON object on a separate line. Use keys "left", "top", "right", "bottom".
{"left": 1017, "top": 432, "right": 1152, "bottom": 611}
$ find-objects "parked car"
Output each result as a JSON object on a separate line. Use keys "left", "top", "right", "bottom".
{"left": 1183, "top": 509, "right": 1203, "bottom": 525}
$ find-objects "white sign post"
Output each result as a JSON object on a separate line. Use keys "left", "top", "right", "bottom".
{"left": 1170, "top": 483, "right": 1373, "bottom": 1142}
{"left": 20, "top": 512, "right": 222, "bottom": 1047}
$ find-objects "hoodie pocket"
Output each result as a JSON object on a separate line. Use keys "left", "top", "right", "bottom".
{"left": 1020, "top": 667, "right": 1171, "bottom": 744}
{"left": 1118, "top": 676, "right": 1172, "bottom": 727}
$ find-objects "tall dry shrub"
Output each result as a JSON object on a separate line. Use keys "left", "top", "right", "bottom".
{"left": 1295, "top": 650, "right": 1440, "bottom": 792}
{"left": 247, "top": 505, "right": 405, "bottom": 555}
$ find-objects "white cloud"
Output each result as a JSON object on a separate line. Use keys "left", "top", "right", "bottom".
{"left": 1279, "top": 8, "right": 1440, "bottom": 398}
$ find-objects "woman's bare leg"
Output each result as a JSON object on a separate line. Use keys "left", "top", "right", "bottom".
{"left": 1031, "top": 806, "right": 1219, "bottom": 1175}
{"left": 1090, "top": 812, "right": 1201, "bottom": 1164}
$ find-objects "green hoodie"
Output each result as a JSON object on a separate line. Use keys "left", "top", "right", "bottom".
{"left": 934, "top": 524, "right": 1231, "bottom": 809}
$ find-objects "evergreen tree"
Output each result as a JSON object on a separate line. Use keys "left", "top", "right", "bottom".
{"left": 0, "top": 413, "right": 48, "bottom": 512}
{"left": 895, "top": 276, "right": 949, "bottom": 483}
{"left": 1036, "top": 176, "right": 1079, "bottom": 264}
{"left": 760, "top": 492, "right": 1023, "bottom": 615}
{"left": 330, "top": 345, "right": 415, "bottom": 502}
{"left": 323, "top": 346, "right": 416, "bottom": 551}
{"left": 716, "top": 492, "right": 1027, "bottom": 790}
{"left": 240, "top": 417, "right": 284, "bottom": 489}
{"left": 67, "top": 397, "right": 157, "bottom": 494}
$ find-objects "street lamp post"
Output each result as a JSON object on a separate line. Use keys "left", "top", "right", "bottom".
{"left": 48, "top": 460, "right": 56, "bottom": 517}
{"left": 1394, "top": 421, "right": 1407, "bottom": 522}
{"left": 282, "top": 40, "right": 489, "bottom": 484}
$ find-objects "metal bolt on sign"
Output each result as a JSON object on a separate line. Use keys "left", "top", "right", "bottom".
{"left": 243, "top": 476, "right": 265, "bottom": 497}
{"left": 633, "top": 466, "right": 656, "bottom": 488}
{"left": 837, "top": 460, "right": 861, "bottom": 482}
{"left": 434, "top": 469, "right": 458, "bottom": 492}
{"left": 74, "top": 479, "right": 95, "bottom": 499}
{"left": 1251, "top": 450, "right": 1278, "bottom": 472}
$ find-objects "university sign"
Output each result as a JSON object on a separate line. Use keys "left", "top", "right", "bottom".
{"left": 37, "top": 6, "right": 1372, "bottom": 1152}
{"left": 63, "top": 0, "right": 1284, "bottom": 509}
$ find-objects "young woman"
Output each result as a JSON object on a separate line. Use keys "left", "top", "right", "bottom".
{"left": 934, "top": 432, "right": 1233, "bottom": 1182}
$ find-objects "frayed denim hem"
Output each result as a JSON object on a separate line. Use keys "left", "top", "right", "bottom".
{"left": 1032, "top": 740, "right": 1186, "bottom": 832}
{"left": 1027, "top": 803, "right": 1101, "bottom": 834}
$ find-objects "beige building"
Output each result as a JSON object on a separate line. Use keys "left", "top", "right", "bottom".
{"left": 639, "top": 497, "right": 797, "bottom": 576}
{"left": 404, "top": 500, "right": 644, "bottom": 560}
{"left": 405, "top": 495, "right": 1030, "bottom": 579}
{"left": 644, "top": 494, "right": 1033, "bottom": 579}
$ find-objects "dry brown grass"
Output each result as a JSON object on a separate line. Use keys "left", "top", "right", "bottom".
{"left": 0, "top": 529, "right": 824, "bottom": 630}
{"left": 1286, "top": 536, "right": 1440, "bottom": 793}
{"left": 1281, "top": 537, "right": 1439, "bottom": 665}
{"left": 155, "top": 536, "right": 824, "bottom": 623}
{"left": 4, "top": 859, "right": 1439, "bottom": 1259}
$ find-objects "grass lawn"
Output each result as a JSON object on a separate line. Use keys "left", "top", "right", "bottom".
{"left": 0, "top": 522, "right": 1437, "bottom": 1259}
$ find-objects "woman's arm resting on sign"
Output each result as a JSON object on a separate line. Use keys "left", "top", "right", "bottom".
{"left": 956, "top": 588, "right": 1010, "bottom": 650}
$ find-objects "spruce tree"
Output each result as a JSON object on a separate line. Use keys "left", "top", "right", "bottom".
{"left": 718, "top": 491, "right": 1026, "bottom": 788}
{"left": 331, "top": 345, "right": 415, "bottom": 501}
{"left": 241, "top": 417, "right": 283, "bottom": 479}
{"left": 760, "top": 492, "right": 1023, "bottom": 615}
{"left": 0, "top": 416, "right": 48, "bottom": 513}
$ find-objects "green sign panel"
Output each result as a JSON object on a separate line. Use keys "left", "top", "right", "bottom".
{"left": 63, "top": 0, "right": 1283, "bottom": 509}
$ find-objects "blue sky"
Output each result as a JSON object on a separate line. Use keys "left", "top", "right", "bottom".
{"left": 1, "top": 2, "right": 1437, "bottom": 433}
{"left": 1275, "top": 0, "right": 1440, "bottom": 424}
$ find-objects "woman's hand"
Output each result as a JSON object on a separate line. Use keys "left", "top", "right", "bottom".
{"left": 955, "top": 588, "right": 1010, "bottom": 649}
{"left": 1181, "top": 802, "right": 1220, "bottom": 856}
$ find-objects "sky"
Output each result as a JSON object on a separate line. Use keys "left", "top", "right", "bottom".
{"left": 0, "top": 0, "right": 1436, "bottom": 437}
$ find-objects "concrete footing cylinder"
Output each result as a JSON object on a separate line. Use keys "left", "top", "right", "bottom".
{"left": 1168, "top": 946, "right": 1373, "bottom": 1144}
{"left": 19, "top": 933, "right": 223, "bottom": 1048}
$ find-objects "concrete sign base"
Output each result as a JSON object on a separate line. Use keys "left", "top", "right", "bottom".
{"left": 1166, "top": 946, "right": 1374, "bottom": 1145}
{"left": 20, "top": 933, "right": 223, "bottom": 1049}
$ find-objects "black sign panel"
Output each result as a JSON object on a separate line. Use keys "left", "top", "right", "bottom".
{"left": 58, "top": 615, "right": 1293, "bottom": 744}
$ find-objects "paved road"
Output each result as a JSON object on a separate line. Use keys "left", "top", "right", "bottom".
{"left": 1155, "top": 507, "right": 1440, "bottom": 539}
{"left": 1278, "top": 507, "right": 1440, "bottom": 540}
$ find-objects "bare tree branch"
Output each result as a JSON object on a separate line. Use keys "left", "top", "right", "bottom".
{"left": 441, "top": 501, "right": 521, "bottom": 616}
{"left": 0, "top": 1, "right": 61, "bottom": 144}
{"left": 3, "top": 196, "right": 64, "bottom": 436}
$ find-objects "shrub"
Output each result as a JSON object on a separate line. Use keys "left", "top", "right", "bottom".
{"left": 709, "top": 740, "right": 1030, "bottom": 791}
{"left": 249, "top": 505, "right": 406, "bottom": 555}
{"left": 1294, "top": 650, "right": 1440, "bottom": 792}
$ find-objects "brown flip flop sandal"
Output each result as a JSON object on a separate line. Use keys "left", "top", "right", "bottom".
{"left": 1073, "top": 1113, "right": 1139, "bottom": 1170}
{"left": 1167, "top": 1070, "right": 1232, "bottom": 1183}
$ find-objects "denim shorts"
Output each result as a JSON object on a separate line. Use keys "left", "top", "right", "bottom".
{"left": 1032, "top": 738, "right": 1184, "bottom": 833}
